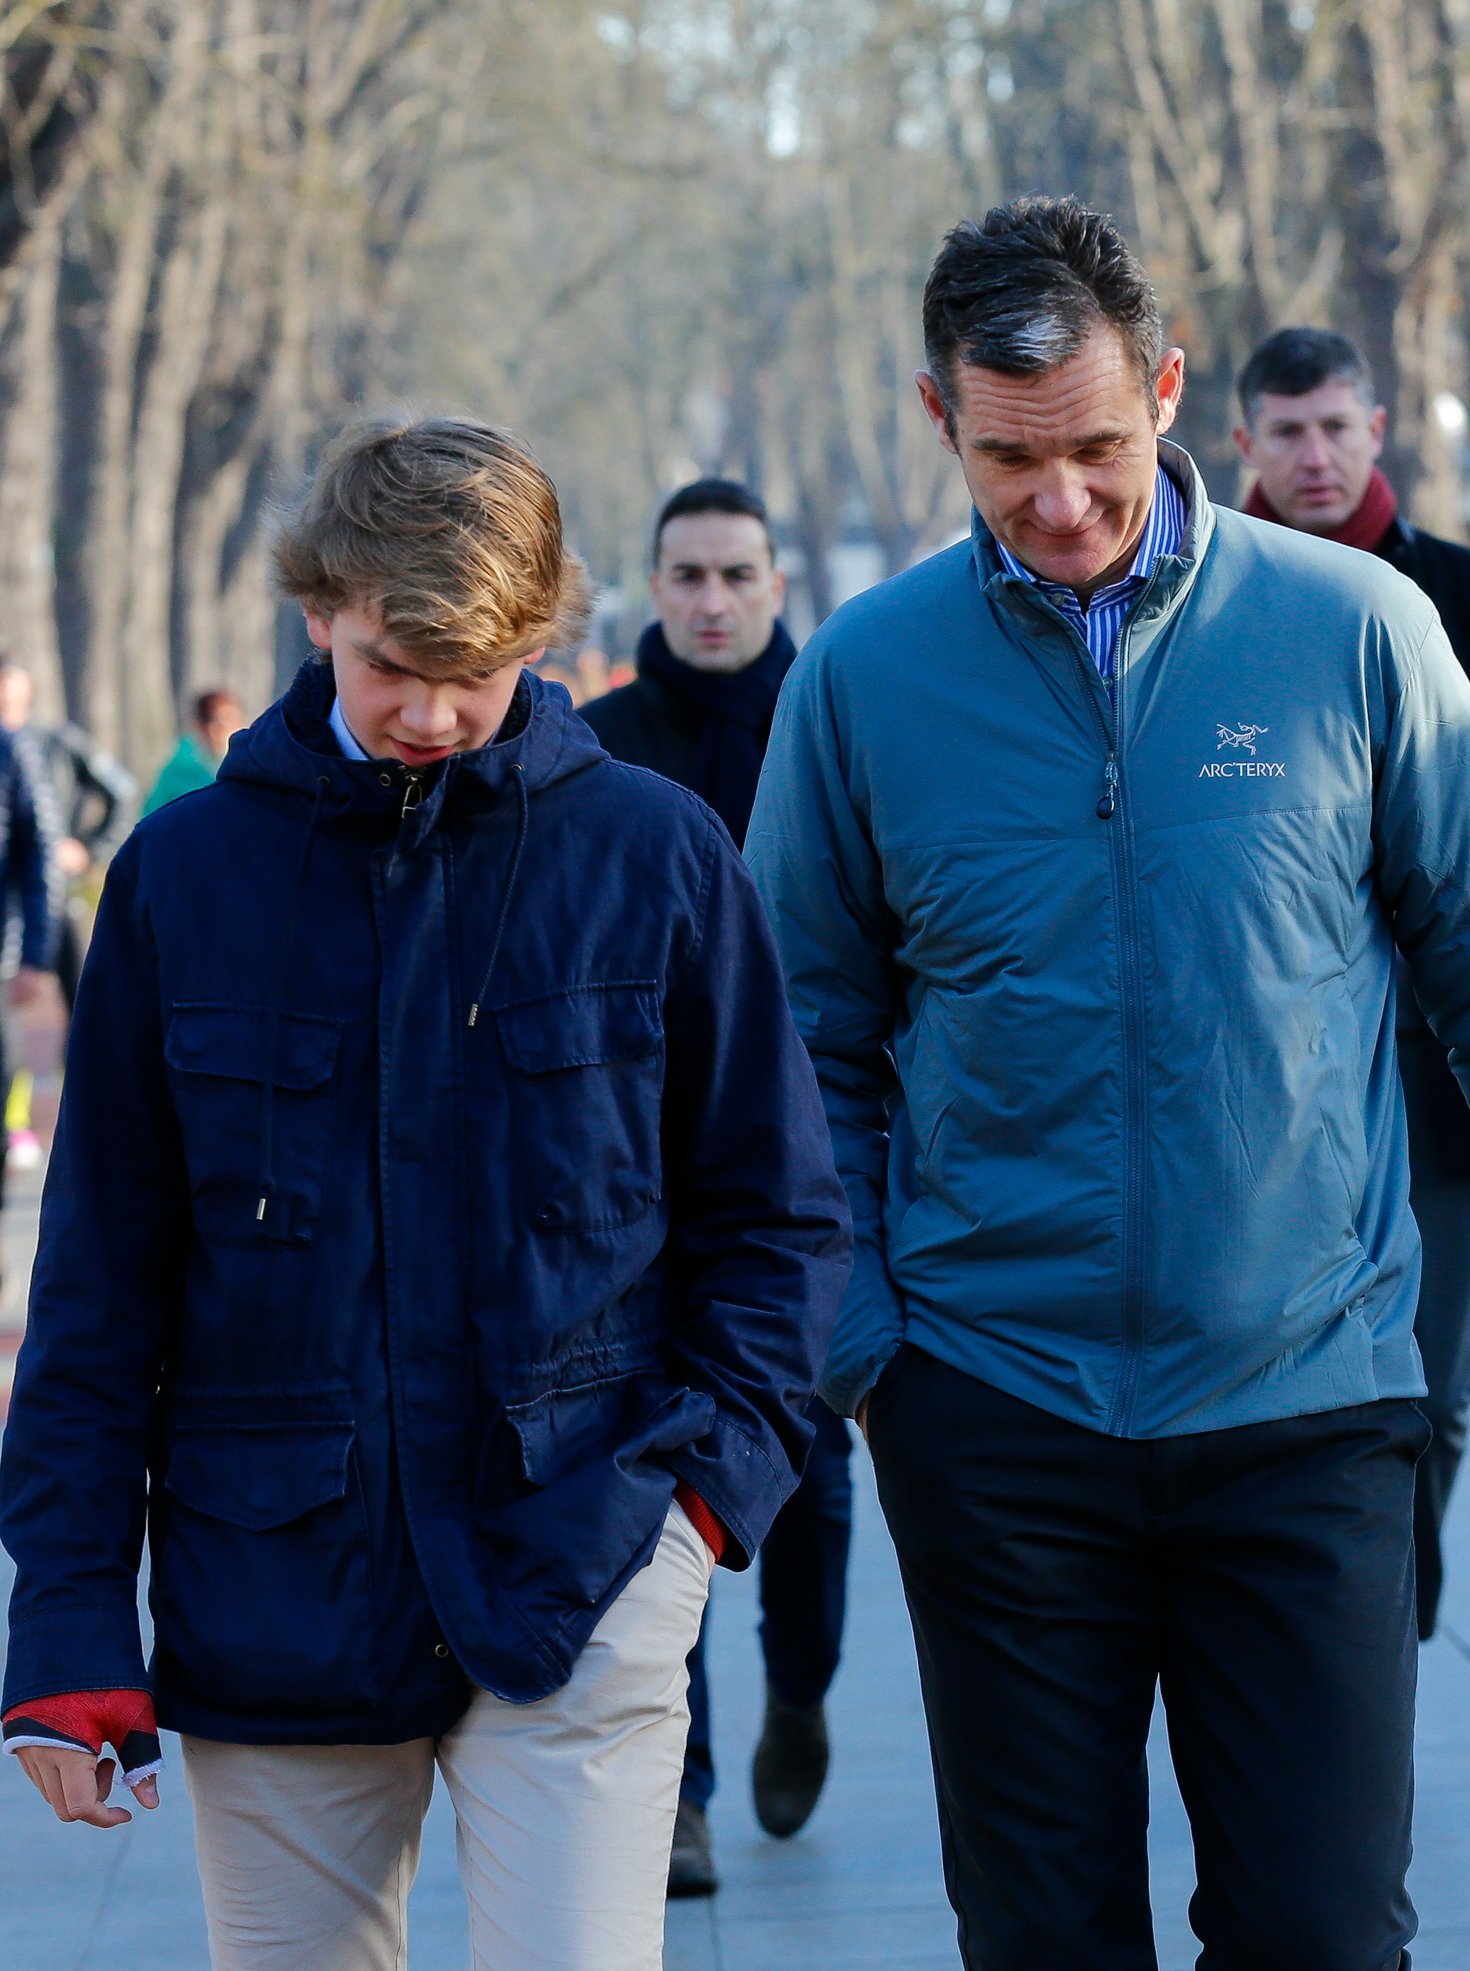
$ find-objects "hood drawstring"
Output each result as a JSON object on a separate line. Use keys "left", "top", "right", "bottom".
{"left": 255, "top": 777, "right": 329, "bottom": 1229}
{"left": 467, "top": 763, "right": 528, "bottom": 1030}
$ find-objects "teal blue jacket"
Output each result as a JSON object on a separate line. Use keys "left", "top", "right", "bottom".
{"left": 748, "top": 445, "right": 1470, "bottom": 1434}
{"left": 141, "top": 733, "right": 218, "bottom": 817}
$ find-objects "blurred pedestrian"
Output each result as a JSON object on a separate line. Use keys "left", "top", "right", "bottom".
{"left": 0, "top": 415, "right": 849, "bottom": 1971}
{"left": 583, "top": 479, "right": 855, "bottom": 1896}
{"left": 0, "top": 707, "right": 58, "bottom": 1288}
{"left": 0, "top": 659, "right": 136, "bottom": 1014}
{"left": 573, "top": 643, "right": 613, "bottom": 703}
{"left": 140, "top": 687, "right": 245, "bottom": 816}
{"left": 1235, "top": 324, "right": 1470, "bottom": 1643}
{"left": 750, "top": 196, "right": 1470, "bottom": 1969}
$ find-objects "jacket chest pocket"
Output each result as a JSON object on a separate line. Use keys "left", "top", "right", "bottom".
{"left": 165, "top": 1003, "right": 343, "bottom": 1247}
{"left": 492, "top": 982, "right": 664, "bottom": 1234}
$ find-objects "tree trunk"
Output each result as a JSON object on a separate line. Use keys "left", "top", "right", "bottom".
{"left": 52, "top": 226, "right": 104, "bottom": 716}
{"left": 0, "top": 210, "right": 64, "bottom": 715}
{"left": 76, "top": 9, "right": 208, "bottom": 750}
{"left": 119, "top": 190, "right": 231, "bottom": 769}
{"left": 0, "top": 5, "right": 110, "bottom": 320}
{"left": 1394, "top": 254, "right": 1464, "bottom": 537}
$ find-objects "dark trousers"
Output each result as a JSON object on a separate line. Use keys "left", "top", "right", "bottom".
{"left": 1400, "top": 1023, "right": 1470, "bottom": 1637}
{"left": 55, "top": 910, "right": 83, "bottom": 1015}
{"left": 681, "top": 1396, "right": 852, "bottom": 1809}
{"left": 871, "top": 1346, "right": 1425, "bottom": 1971}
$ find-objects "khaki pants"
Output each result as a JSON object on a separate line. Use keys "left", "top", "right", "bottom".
{"left": 183, "top": 1502, "right": 713, "bottom": 1971}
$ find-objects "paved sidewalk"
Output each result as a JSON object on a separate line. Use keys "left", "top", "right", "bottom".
{"left": 1, "top": 1121, "right": 1468, "bottom": 1966}
{"left": 671, "top": 1465, "right": 1470, "bottom": 1971}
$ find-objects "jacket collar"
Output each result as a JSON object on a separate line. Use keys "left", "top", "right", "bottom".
{"left": 1377, "top": 511, "right": 1418, "bottom": 559}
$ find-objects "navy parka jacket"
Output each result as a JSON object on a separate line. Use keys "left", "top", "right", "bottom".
{"left": 0, "top": 661, "right": 851, "bottom": 1744}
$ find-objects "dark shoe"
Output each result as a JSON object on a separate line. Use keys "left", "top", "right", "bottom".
{"left": 751, "top": 1690, "right": 830, "bottom": 1837}
{"left": 667, "top": 1798, "right": 718, "bottom": 1897}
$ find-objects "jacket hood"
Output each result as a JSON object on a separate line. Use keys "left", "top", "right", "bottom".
{"left": 218, "top": 657, "right": 608, "bottom": 839}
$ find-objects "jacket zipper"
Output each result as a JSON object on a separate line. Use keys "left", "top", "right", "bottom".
{"left": 1063, "top": 626, "right": 1149, "bottom": 1437}
{"left": 400, "top": 770, "right": 424, "bottom": 819}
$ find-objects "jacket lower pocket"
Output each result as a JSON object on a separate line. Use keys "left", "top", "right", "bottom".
{"left": 151, "top": 1420, "right": 379, "bottom": 1716}
{"left": 476, "top": 1372, "right": 717, "bottom": 1617}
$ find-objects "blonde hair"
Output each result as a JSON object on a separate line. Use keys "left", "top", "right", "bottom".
{"left": 273, "top": 415, "right": 592, "bottom": 676}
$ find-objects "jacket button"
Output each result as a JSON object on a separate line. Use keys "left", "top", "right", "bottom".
{"left": 434, "top": 1641, "right": 451, "bottom": 1660}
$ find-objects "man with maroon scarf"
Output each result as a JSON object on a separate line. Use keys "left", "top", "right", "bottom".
{"left": 1236, "top": 324, "right": 1470, "bottom": 1639}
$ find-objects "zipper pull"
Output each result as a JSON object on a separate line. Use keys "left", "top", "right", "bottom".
{"left": 1097, "top": 755, "right": 1118, "bottom": 820}
{"left": 400, "top": 771, "right": 423, "bottom": 820}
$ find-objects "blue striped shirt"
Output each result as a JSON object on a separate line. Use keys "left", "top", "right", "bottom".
{"left": 995, "top": 464, "right": 1187, "bottom": 686}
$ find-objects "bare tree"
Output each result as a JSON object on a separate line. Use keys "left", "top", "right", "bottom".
{"left": 4, "top": 0, "right": 1468, "bottom": 761}
{"left": 0, "top": 1, "right": 111, "bottom": 310}
{"left": 1106, "top": 0, "right": 1470, "bottom": 523}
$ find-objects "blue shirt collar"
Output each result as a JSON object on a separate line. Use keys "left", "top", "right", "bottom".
{"left": 329, "top": 689, "right": 370, "bottom": 762}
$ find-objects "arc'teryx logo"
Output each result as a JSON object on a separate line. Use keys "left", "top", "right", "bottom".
{"left": 1216, "top": 723, "right": 1269, "bottom": 754}
{"left": 1200, "top": 720, "right": 1285, "bottom": 779}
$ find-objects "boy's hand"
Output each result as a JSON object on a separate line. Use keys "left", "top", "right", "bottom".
{"left": 16, "top": 1745, "right": 160, "bottom": 1827}
{"left": 3, "top": 1687, "right": 163, "bottom": 1824}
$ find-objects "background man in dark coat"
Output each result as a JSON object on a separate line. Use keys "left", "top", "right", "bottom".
{"left": 1235, "top": 325, "right": 1470, "bottom": 1638}
{"left": 583, "top": 480, "right": 855, "bottom": 1896}
{"left": 0, "top": 658, "right": 135, "bottom": 1013}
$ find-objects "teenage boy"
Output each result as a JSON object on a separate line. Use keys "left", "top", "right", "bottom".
{"left": 0, "top": 416, "right": 850, "bottom": 1971}
{"left": 585, "top": 479, "right": 854, "bottom": 1895}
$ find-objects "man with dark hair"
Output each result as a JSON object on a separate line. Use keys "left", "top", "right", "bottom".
{"left": 1235, "top": 325, "right": 1470, "bottom": 651}
{"left": 1235, "top": 323, "right": 1470, "bottom": 1642}
{"left": 750, "top": 192, "right": 1470, "bottom": 1968}
{"left": 582, "top": 479, "right": 785, "bottom": 800}
{"left": 583, "top": 478, "right": 854, "bottom": 1898}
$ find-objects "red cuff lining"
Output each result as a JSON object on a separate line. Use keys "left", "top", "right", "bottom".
{"left": 674, "top": 1482, "right": 726, "bottom": 1564}
{"left": 3, "top": 1689, "right": 155, "bottom": 1752}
